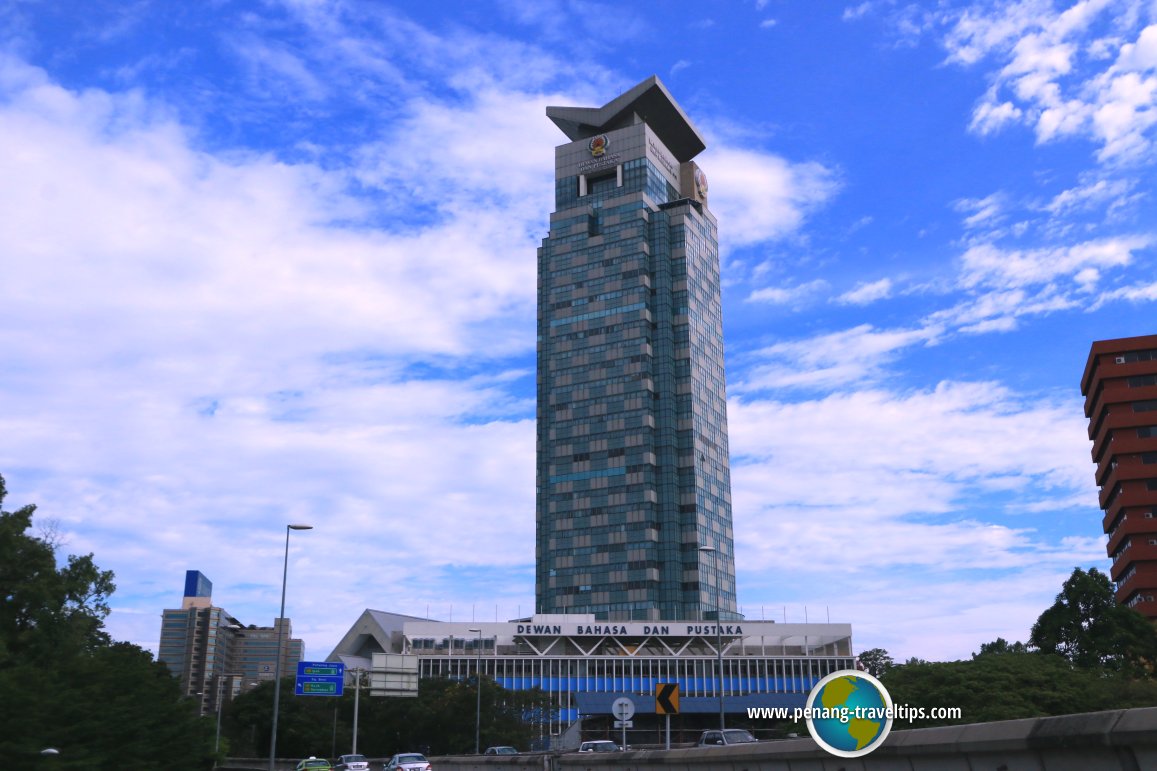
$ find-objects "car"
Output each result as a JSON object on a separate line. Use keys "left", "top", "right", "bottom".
{"left": 384, "top": 753, "right": 431, "bottom": 771}
{"left": 697, "top": 728, "right": 758, "bottom": 747}
{"left": 295, "top": 759, "right": 332, "bottom": 771}
{"left": 578, "top": 740, "right": 620, "bottom": 752}
{"left": 484, "top": 746, "right": 518, "bottom": 755}
{"left": 335, "top": 754, "right": 370, "bottom": 770}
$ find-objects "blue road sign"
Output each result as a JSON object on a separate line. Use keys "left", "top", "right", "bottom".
{"left": 295, "top": 660, "right": 345, "bottom": 697}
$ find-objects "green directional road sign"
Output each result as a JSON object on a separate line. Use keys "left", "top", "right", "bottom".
{"left": 295, "top": 661, "right": 345, "bottom": 697}
{"left": 655, "top": 682, "right": 679, "bottom": 714}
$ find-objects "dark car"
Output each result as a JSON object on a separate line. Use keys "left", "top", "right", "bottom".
{"left": 697, "top": 728, "right": 757, "bottom": 746}
{"left": 484, "top": 746, "right": 518, "bottom": 755}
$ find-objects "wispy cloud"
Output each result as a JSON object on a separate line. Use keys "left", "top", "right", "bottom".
{"left": 837, "top": 277, "right": 893, "bottom": 305}
{"left": 735, "top": 324, "right": 943, "bottom": 392}
{"left": 747, "top": 278, "right": 830, "bottom": 305}
{"left": 707, "top": 147, "right": 840, "bottom": 248}
{"left": 940, "top": 0, "right": 1157, "bottom": 162}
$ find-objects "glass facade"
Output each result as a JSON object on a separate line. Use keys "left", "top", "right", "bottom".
{"left": 157, "top": 579, "right": 305, "bottom": 715}
{"left": 536, "top": 86, "right": 737, "bottom": 622}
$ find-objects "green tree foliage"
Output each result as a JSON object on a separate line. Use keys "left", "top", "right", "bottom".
{"left": 882, "top": 653, "right": 1157, "bottom": 728}
{"left": 878, "top": 567, "right": 1157, "bottom": 729}
{"left": 0, "top": 477, "right": 115, "bottom": 667}
{"left": 224, "top": 676, "right": 555, "bottom": 759}
{"left": 856, "top": 647, "right": 894, "bottom": 678}
{"left": 0, "top": 475, "right": 215, "bottom": 768}
{"left": 973, "top": 637, "right": 1029, "bottom": 657}
{"left": 1030, "top": 567, "right": 1157, "bottom": 675}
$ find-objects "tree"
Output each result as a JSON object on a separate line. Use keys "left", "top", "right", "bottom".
{"left": 856, "top": 648, "right": 894, "bottom": 678}
{"left": 973, "top": 637, "right": 1029, "bottom": 657}
{"left": 882, "top": 652, "right": 1157, "bottom": 728}
{"left": 225, "top": 675, "right": 556, "bottom": 759}
{"left": 1030, "top": 567, "right": 1157, "bottom": 675}
{"left": 0, "top": 474, "right": 215, "bottom": 768}
{"left": 0, "top": 477, "right": 115, "bottom": 668}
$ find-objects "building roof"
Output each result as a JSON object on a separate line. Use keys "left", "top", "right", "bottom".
{"left": 546, "top": 75, "right": 707, "bottom": 162}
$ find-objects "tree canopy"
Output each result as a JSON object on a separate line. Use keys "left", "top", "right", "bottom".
{"left": 882, "top": 652, "right": 1157, "bottom": 728}
{"left": 0, "top": 474, "right": 215, "bottom": 768}
{"left": 1029, "top": 567, "right": 1157, "bottom": 675}
{"left": 223, "top": 675, "right": 555, "bottom": 759}
{"left": 874, "top": 566, "right": 1157, "bottom": 729}
{"left": 853, "top": 647, "right": 892, "bottom": 678}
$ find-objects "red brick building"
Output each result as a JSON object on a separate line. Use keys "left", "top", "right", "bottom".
{"left": 1081, "top": 334, "right": 1157, "bottom": 621}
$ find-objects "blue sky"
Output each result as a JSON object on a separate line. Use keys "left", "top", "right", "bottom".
{"left": 2, "top": 0, "right": 1155, "bottom": 663}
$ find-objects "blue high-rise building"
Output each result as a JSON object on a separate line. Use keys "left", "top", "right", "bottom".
{"left": 536, "top": 77, "right": 737, "bottom": 621}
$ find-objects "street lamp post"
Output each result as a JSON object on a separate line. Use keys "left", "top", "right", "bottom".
{"left": 698, "top": 545, "right": 725, "bottom": 731}
{"left": 215, "top": 675, "right": 225, "bottom": 754}
{"left": 468, "top": 627, "right": 483, "bottom": 754}
{"left": 269, "top": 523, "right": 312, "bottom": 771}
{"left": 350, "top": 667, "right": 365, "bottom": 755}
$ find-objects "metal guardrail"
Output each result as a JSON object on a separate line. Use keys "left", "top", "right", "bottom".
{"left": 417, "top": 706, "right": 1157, "bottom": 771}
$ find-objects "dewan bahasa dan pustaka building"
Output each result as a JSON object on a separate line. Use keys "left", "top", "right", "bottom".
{"left": 327, "top": 76, "right": 856, "bottom": 743}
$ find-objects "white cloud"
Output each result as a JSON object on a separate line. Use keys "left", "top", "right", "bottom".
{"left": 735, "top": 324, "right": 942, "bottom": 392}
{"left": 842, "top": 3, "right": 873, "bottom": 22}
{"left": 1092, "top": 278, "right": 1157, "bottom": 307}
{"left": 836, "top": 277, "right": 893, "bottom": 305}
{"left": 970, "top": 97, "right": 1025, "bottom": 134}
{"left": 746, "top": 278, "right": 830, "bottom": 305}
{"left": 1043, "top": 175, "right": 1137, "bottom": 215}
{"left": 705, "top": 146, "right": 840, "bottom": 248}
{"left": 955, "top": 192, "right": 1007, "bottom": 229}
{"left": 942, "top": 2, "right": 1157, "bottom": 162}
{"left": 956, "top": 237, "right": 1149, "bottom": 290}
{"left": 0, "top": 50, "right": 555, "bottom": 654}
{"left": 728, "top": 380, "right": 1101, "bottom": 658}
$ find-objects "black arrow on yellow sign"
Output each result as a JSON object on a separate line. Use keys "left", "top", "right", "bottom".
{"left": 655, "top": 682, "right": 680, "bottom": 715}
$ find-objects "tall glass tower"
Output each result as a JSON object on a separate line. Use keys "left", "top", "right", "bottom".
{"left": 536, "top": 77, "right": 738, "bottom": 622}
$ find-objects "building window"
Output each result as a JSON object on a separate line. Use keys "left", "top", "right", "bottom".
{"left": 1133, "top": 400, "right": 1157, "bottom": 413}
{"left": 1129, "top": 375, "right": 1157, "bottom": 387}
{"left": 1116, "top": 349, "right": 1157, "bottom": 364}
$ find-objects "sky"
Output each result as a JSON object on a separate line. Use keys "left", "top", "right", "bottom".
{"left": 2, "top": 0, "right": 1155, "bottom": 664}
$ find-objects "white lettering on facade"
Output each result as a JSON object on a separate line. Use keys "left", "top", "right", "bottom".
{"left": 647, "top": 139, "right": 677, "bottom": 179}
{"left": 517, "top": 624, "right": 562, "bottom": 634}
{"left": 509, "top": 622, "right": 756, "bottom": 638}
{"left": 577, "top": 154, "right": 622, "bottom": 174}
{"left": 684, "top": 624, "right": 744, "bottom": 635}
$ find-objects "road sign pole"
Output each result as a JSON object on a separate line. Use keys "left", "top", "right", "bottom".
{"left": 611, "top": 696, "right": 635, "bottom": 751}
{"left": 665, "top": 714, "right": 670, "bottom": 750}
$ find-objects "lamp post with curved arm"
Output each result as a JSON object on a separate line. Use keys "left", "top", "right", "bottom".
{"left": 269, "top": 523, "right": 312, "bottom": 771}
{"left": 698, "top": 545, "right": 725, "bottom": 731}
{"left": 468, "top": 627, "right": 483, "bottom": 754}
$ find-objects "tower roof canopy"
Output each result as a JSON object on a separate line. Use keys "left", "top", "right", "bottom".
{"left": 546, "top": 75, "right": 706, "bottom": 162}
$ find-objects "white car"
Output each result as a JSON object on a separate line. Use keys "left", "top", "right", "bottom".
{"left": 578, "top": 740, "right": 620, "bottom": 752}
{"left": 384, "top": 753, "right": 430, "bottom": 771}
{"left": 335, "top": 754, "right": 370, "bottom": 771}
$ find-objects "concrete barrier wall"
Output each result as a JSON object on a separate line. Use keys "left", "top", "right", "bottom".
{"left": 426, "top": 707, "right": 1157, "bottom": 771}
